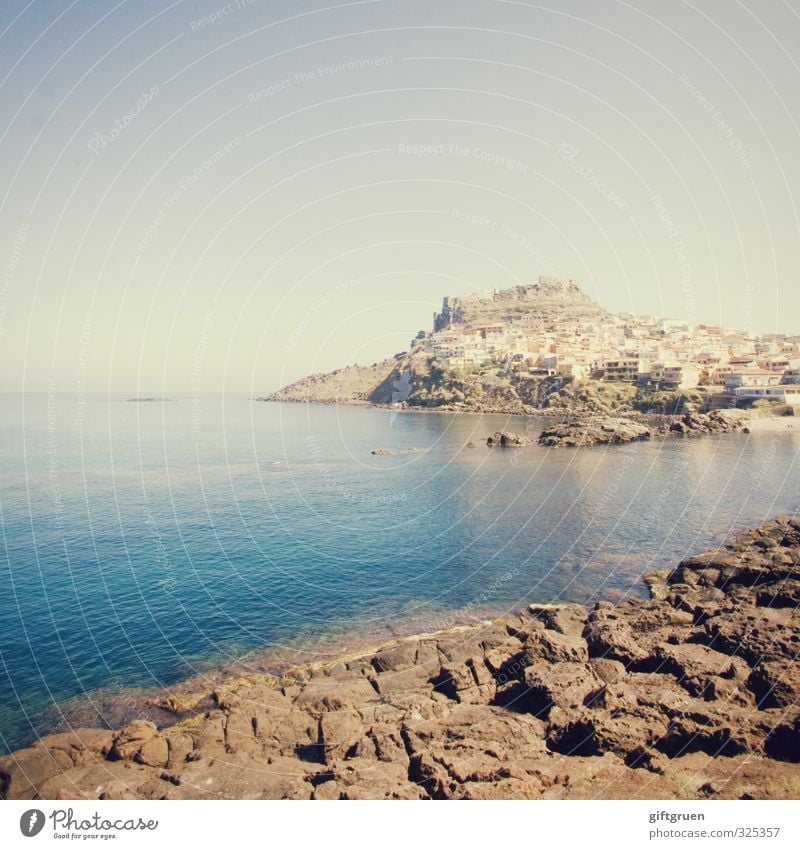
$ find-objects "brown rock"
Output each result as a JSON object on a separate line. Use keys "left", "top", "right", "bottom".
{"left": 373, "top": 665, "right": 431, "bottom": 697}
{"left": 748, "top": 662, "right": 800, "bottom": 709}
{"left": 319, "top": 711, "right": 363, "bottom": 764}
{"left": 433, "top": 658, "right": 494, "bottom": 704}
{"left": 496, "top": 662, "right": 599, "bottom": 717}
{"left": 293, "top": 677, "right": 378, "bottom": 712}
{"left": 589, "top": 658, "right": 627, "bottom": 684}
{"left": 107, "top": 720, "right": 158, "bottom": 761}
{"left": 705, "top": 607, "right": 800, "bottom": 665}
{"left": 0, "top": 746, "right": 74, "bottom": 799}
{"left": 583, "top": 614, "right": 648, "bottom": 666}
{"left": 530, "top": 603, "right": 589, "bottom": 636}
{"left": 135, "top": 736, "right": 169, "bottom": 768}
{"left": 525, "top": 629, "right": 589, "bottom": 664}
{"left": 487, "top": 431, "right": 533, "bottom": 447}
{"left": 371, "top": 642, "right": 419, "bottom": 672}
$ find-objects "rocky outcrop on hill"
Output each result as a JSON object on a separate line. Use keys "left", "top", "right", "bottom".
{"left": 538, "top": 416, "right": 653, "bottom": 447}
{"left": 3, "top": 517, "right": 799, "bottom": 801}
{"left": 433, "top": 277, "right": 608, "bottom": 331}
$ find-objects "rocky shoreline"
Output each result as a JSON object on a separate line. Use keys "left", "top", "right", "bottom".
{"left": 535, "top": 410, "right": 745, "bottom": 448}
{"left": 268, "top": 396, "right": 757, "bottom": 447}
{"left": 537, "top": 416, "right": 653, "bottom": 447}
{"left": 2, "top": 517, "right": 799, "bottom": 800}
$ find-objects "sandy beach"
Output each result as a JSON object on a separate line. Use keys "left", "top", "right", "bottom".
{"left": 743, "top": 415, "right": 800, "bottom": 433}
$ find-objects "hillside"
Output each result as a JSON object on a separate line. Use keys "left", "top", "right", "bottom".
{"left": 262, "top": 345, "right": 560, "bottom": 414}
{"left": 263, "top": 276, "right": 610, "bottom": 412}
{"left": 260, "top": 275, "right": 758, "bottom": 416}
{"left": 259, "top": 358, "right": 399, "bottom": 404}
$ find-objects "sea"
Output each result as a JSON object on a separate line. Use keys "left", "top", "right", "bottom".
{"left": 1, "top": 392, "right": 798, "bottom": 753}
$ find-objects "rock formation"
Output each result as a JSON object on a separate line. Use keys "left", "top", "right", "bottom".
{"left": 433, "top": 277, "right": 608, "bottom": 331}
{"left": 538, "top": 416, "right": 653, "bottom": 447}
{"left": 3, "top": 517, "right": 799, "bottom": 800}
{"left": 669, "top": 409, "right": 745, "bottom": 436}
{"left": 486, "top": 431, "right": 534, "bottom": 447}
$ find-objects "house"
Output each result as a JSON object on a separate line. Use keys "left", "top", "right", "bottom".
{"left": 724, "top": 370, "right": 783, "bottom": 392}
{"left": 734, "top": 385, "right": 800, "bottom": 404}
{"left": 557, "top": 361, "right": 588, "bottom": 380}
{"left": 603, "top": 358, "right": 643, "bottom": 382}
{"left": 758, "top": 356, "right": 791, "bottom": 373}
{"left": 696, "top": 350, "right": 722, "bottom": 366}
{"left": 652, "top": 362, "right": 700, "bottom": 389}
{"left": 540, "top": 354, "right": 559, "bottom": 370}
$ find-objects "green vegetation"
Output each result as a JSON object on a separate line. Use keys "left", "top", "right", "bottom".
{"left": 631, "top": 388, "right": 705, "bottom": 415}
{"left": 747, "top": 399, "right": 795, "bottom": 416}
{"left": 545, "top": 380, "right": 638, "bottom": 414}
{"left": 266, "top": 354, "right": 730, "bottom": 418}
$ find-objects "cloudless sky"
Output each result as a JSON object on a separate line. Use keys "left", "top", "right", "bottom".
{"left": 1, "top": 0, "right": 798, "bottom": 394}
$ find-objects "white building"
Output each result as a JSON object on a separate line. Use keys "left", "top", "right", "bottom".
{"left": 734, "top": 385, "right": 800, "bottom": 404}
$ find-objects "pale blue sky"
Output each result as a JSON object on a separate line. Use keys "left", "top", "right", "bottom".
{"left": 1, "top": 0, "right": 798, "bottom": 393}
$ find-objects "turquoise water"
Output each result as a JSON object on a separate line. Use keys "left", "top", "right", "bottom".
{"left": 1, "top": 393, "right": 798, "bottom": 752}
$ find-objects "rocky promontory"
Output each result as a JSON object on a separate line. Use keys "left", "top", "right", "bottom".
{"left": 538, "top": 416, "right": 653, "bottom": 447}
{"left": 3, "top": 517, "right": 799, "bottom": 800}
{"left": 536, "top": 410, "right": 747, "bottom": 448}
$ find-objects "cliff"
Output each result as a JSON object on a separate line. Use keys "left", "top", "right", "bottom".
{"left": 3, "top": 517, "right": 799, "bottom": 800}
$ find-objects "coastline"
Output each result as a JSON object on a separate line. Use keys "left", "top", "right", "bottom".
{"left": 262, "top": 397, "right": 800, "bottom": 442}
{"left": 3, "top": 516, "right": 800, "bottom": 800}
{"left": 17, "top": 573, "right": 644, "bottom": 753}
{"left": 33, "top": 599, "right": 526, "bottom": 746}
{"left": 261, "top": 396, "right": 796, "bottom": 426}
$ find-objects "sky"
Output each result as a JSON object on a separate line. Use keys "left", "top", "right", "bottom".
{"left": 0, "top": 0, "right": 798, "bottom": 394}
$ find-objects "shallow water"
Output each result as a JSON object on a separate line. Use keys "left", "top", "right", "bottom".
{"left": 1, "top": 393, "right": 798, "bottom": 752}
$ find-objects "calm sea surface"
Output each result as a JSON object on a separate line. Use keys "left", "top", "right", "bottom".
{"left": 1, "top": 393, "right": 798, "bottom": 752}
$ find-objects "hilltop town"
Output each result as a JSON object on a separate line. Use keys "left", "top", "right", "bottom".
{"left": 262, "top": 277, "right": 800, "bottom": 416}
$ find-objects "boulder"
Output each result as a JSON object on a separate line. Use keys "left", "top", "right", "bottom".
{"left": 107, "top": 720, "right": 158, "bottom": 761}
{"left": 0, "top": 746, "right": 74, "bottom": 799}
{"left": 319, "top": 711, "right": 364, "bottom": 764}
{"left": 135, "top": 736, "right": 169, "bottom": 768}
{"left": 583, "top": 614, "right": 649, "bottom": 666}
{"left": 371, "top": 642, "right": 419, "bottom": 672}
{"left": 524, "top": 629, "right": 589, "bottom": 664}
{"left": 486, "top": 431, "right": 533, "bottom": 447}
